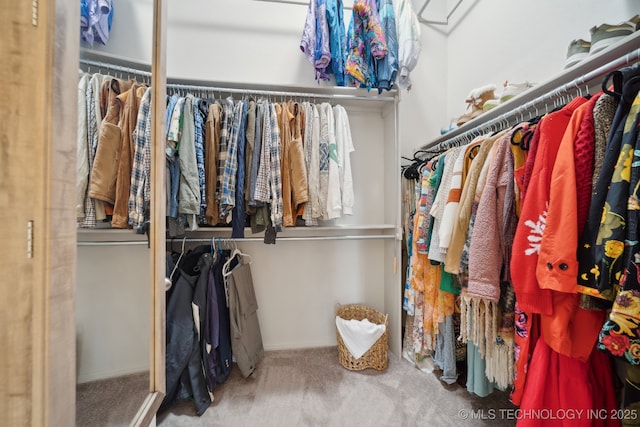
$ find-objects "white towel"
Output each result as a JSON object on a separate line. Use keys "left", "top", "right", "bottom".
{"left": 336, "top": 316, "right": 386, "bottom": 359}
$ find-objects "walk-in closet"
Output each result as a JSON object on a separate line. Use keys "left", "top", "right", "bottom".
{"left": 2, "top": 1, "right": 640, "bottom": 426}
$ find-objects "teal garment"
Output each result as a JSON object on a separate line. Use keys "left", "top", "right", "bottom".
{"left": 439, "top": 265, "right": 460, "bottom": 295}
{"left": 466, "top": 341, "right": 495, "bottom": 398}
{"left": 466, "top": 316, "right": 496, "bottom": 397}
{"left": 425, "top": 156, "right": 445, "bottom": 253}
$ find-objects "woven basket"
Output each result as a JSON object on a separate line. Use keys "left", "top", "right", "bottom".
{"left": 336, "top": 304, "right": 388, "bottom": 371}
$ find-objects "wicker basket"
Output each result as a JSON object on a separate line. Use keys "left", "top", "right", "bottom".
{"left": 336, "top": 304, "right": 388, "bottom": 371}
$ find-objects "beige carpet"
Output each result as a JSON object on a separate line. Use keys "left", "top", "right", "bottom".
{"left": 76, "top": 371, "right": 149, "bottom": 427}
{"left": 157, "top": 347, "right": 516, "bottom": 427}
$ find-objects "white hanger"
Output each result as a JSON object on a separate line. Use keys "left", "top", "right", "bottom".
{"left": 222, "top": 241, "right": 253, "bottom": 277}
{"left": 169, "top": 236, "right": 187, "bottom": 282}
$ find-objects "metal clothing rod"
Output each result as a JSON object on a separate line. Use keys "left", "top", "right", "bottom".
{"left": 253, "top": 0, "right": 353, "bottom": 10}
{"left": 77, "top": 234, "right": 396, "bottom": 246}
{"left": 421, "top": 34, "right": 640, "bottom": 152}
{"left": 79, "top": 57, "right": 152, "bottom": 78}
{"left": 166, "top": 82, "right": 396, "bottom": 103}
{"left": 79, "top": 53, "right": 396, "bottom": 103}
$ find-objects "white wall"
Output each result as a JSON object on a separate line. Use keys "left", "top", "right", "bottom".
{"left": 76, "top": 244, "right": 150, "bottom": 383}
{"left": 441, "top": 0, "right": 638, "bottom": 134}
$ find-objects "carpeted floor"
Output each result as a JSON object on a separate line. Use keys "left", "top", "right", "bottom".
{"left": 157, "top": 347, "right": 517, "bottom": 427}
{"left": 76, "top": 371, "right": 149, "bottom": 427}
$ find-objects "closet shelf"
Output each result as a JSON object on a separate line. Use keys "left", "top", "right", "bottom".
{"left": 77, "top": 225, "right": 399, "bottom": 246}
{"left": 420, "top": 30, "right": 640, "bottom": 151}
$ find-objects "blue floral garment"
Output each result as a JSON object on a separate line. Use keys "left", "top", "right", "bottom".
{"left": 345, "top": 0, "right": 388, "bottom": 89}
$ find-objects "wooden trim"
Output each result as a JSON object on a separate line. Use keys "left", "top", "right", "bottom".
{"left": 150, "top": 0, "right": 167, "bottom": 400}
{"left": 1, "top": 0, "right": 77, "bottom": 426}
{"left": 45, "top": 1, "right": 80, "bottom": 425}
{"left": 130, "top": 392, "right": 165, "bottom": 427}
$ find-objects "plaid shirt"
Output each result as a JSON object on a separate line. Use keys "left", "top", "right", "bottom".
{"left": 194, "top": 98, "right": 207, "bottom": 221}
{"left": 269, "top": 103, "right": 283, "bottom": 229}
{"left": 128, "top": 87, "right": 152, "bottom": 230}
{"left": 254, "top": 103, "right": 271, "bottom": 203}
{"left": 216, "top": 99, "right": 234, "bottom": 214}
{"left": 220, "top": 101, "right": 244, "bottom": 219}
{"left": 79, "top": 75, "right": 99, "bottom": 228}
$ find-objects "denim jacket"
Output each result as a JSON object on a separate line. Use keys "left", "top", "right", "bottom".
{"left": 326, "top": 0, "right": 347, "bottom": 86}
{"left": 375, "top": 0, "right": 398, "bottom": 92}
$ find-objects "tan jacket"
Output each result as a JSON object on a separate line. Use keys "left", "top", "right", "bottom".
{"left": 111, "top": 83, "right": 146, "bottom": 228}
{"left": 277, "top": 102, "right": 309, "bottom": 226}
{"left": 289, "top": 101, "right": 308, "bottom": 218}
{"left": 88, "top": 78, "right": 133, "bottom": 205}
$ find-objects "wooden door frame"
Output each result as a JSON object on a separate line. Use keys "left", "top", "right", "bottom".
{"left": 1, "top": 0, "right": 79, "bottom": 425}
{"left": 132, "top": 0, "right": 168, "bottom": 424}
{"left": 1, "top": 0, "right": 167, "bottom": 425}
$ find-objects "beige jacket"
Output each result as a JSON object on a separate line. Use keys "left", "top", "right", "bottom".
{"left": 88, "top": 78, "right": 133, "bottom": 206}
{"left": 111, "top": 83, "right": 146, "bottom": 228}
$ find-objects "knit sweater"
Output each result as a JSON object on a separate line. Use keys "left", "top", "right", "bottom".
{"left": 444, "top": 133, "right": 503, "bottom": 274}
{"left": 467, "top": 130, "right": 515, "bottom": 301}
{"left": 511, "top": 97, "right": 588, "bottom": 315}
{"left": 575, "top": 93, "right": 603, "bottom": 234}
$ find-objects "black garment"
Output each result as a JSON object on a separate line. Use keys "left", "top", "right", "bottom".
{"left": 577, "top": 75, "right": 640, "bottom": 298}
{"left": 203, "top": 262, "right": 220, "bottom": 390}
{"left": 161, "top": 247, "right": 212, "bottom": 416}
{"left": 213, "top": 251, "right": 234, "bottom": 384}
{"left": 191, "top": 250, "right": 214, "bottom": 393}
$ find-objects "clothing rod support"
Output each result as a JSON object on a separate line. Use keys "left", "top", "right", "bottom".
{"left": 78, "top": 234, "right": 396, "bottom": 246}
{"left": 422, "top": 43, "right": 640, "bottom": 151}
{"left": 418, "top": 0, "right": 464, "bottom": 26}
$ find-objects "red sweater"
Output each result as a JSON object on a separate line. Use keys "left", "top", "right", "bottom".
{"left": 511, "top": 97, "right": 588, "bottom": 315}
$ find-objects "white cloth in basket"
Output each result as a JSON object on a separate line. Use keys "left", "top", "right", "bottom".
{"left": 335, "top": 316, "right": 386, "bottom": 359}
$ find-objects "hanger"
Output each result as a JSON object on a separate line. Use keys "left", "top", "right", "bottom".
{"left": 169, "top": 236, "right": 187, "bottom": 282}
{"left": 222, "top": 241, "right": 253, "bottom": 277}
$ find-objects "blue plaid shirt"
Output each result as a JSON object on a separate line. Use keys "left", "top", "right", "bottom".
{"left": 220, "top": 101, "right": 243, "bottom": 219}
{"left": 194, "top": 98, "right": 207, "bottom": 222}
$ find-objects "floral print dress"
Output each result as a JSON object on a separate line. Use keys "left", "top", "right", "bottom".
{"left": 599, "top": 92, "right": 640, "bottom": 363}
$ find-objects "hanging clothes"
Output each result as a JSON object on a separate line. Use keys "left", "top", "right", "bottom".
{"left": 345, "top": 0, "right": 388, "bottom": 89}
{"left": 161, "top": 246, "right": 213, "bottom": 416}
{"left": 375, "top": 0, "right": 398, "bottom": 93}
{"left": 393, "top": 0, "right": 421, "bottom": 90}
